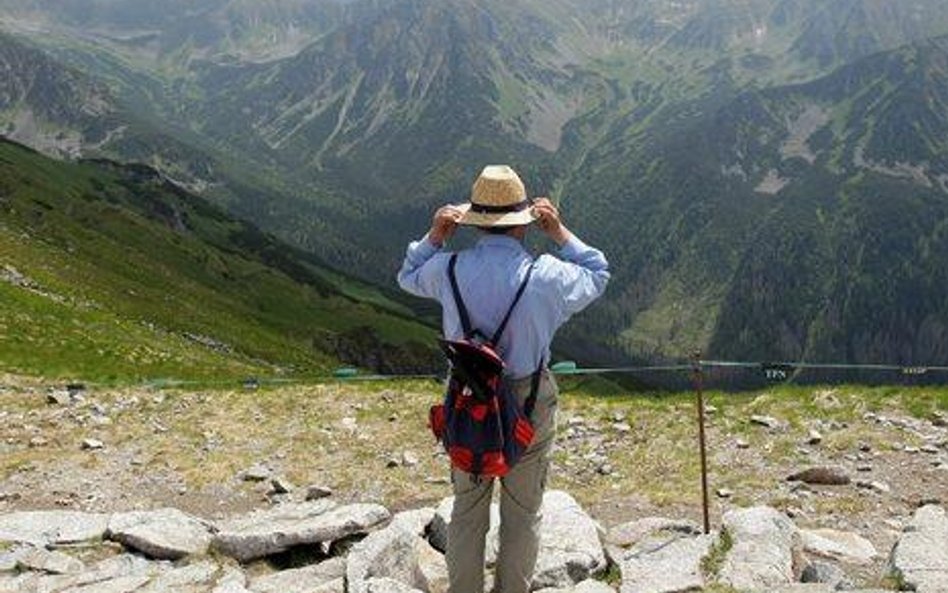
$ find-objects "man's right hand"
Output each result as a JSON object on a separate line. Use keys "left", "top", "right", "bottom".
{"left": 532, "top": 197, "right": 571, "bottom": 246}
{"left": 428, "top": 204, "right": 463, "bottom": 247}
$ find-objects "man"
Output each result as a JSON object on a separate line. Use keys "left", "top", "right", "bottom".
{"left": 397, "top": 165, "right": 609, "bottom": 593}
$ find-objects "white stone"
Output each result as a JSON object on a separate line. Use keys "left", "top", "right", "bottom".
{"left": 213, "top": 501, "right": 390, "bottom": 562}
{"left": 800, "top": 528, "right": 877, "bottom": 565}
{"left": 719, "top": 506, "right": 800, "bottom": 591}
{"left": 251, "top": 558, "right": 346, "bottom": 593}
{"left": 0, "top": 511, "right": 110, "bottom": 546}
{"left": 618, "top": 532, "right": 717, "bottom": 593}
{"left": 890, "top": 505, "right": 948, "bottom": 593}
{"left": 107, "top": 508, "right": 213, "bottom": 559}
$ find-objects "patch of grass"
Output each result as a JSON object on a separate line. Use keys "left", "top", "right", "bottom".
{"left": 701, "top": 527, "right": 733, "bottom": 580}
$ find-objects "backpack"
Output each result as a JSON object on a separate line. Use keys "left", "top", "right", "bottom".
{"left": 428, "top": 253, "right": 542, "bottom": 478}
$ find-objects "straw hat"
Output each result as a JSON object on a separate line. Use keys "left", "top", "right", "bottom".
{"left": 457, "top": 165, "right": 538, "bottom": 227}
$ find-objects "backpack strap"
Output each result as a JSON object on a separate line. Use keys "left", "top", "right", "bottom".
{"left": 490, "top": 263, "right": 535, "bottom": 346}
{"left": 447, "top": 254, "right": 475, "bottom": 339}
{"left": 448, "top": 254, "right": 535, "bottom": 345}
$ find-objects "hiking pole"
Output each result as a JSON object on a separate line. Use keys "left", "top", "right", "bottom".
{"left": 692, "top": 351, "right": 711, "bottom": 534}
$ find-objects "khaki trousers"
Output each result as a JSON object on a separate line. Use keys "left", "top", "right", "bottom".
{"left": 446, "top": 371, "right": 558, "bottom": 593}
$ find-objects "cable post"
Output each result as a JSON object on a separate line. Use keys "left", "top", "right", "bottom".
{"left": 691, "top": 350, "right": 711, "bottom": 534}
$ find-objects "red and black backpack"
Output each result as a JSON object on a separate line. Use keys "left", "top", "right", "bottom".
{"left": 429, "top": 253, "right": 542, "bottom": 478}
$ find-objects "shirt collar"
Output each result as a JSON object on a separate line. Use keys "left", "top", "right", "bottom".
{"left": 476, "top": 234, "right": 526, "bottom": 252}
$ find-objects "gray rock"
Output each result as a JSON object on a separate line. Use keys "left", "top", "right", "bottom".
{"left": 537, "top": 580, "right": 617, "bottom": 593}
{"left": 800, "top": 529, "right": 877, "bottom": 565}
{"left": 617, "top": 531, "right": 717, "bottom": 593}
{"left": 751, "top": 415, "right": 782, "bottom": 429}
{"left": 607, "top": 518, "right": 701, "bottom": 548}
{"left": 787, "top": 467, "right": 850, "bottom": 486}
{"left": 46, "top": 390, "right": 71, "bottom": 406}
{"left": 532, "top": 491, "right": 608, "bottom": 589}
{"left": 801, "top": 561, "right": 852, "bottom": 590}
{"left": 363, "top": 577, "right": 426, "bottom": 593}
{"left": 240, "top": 464, "right": 271, "bottom": 482}
{"left": 211, "top": 567, "right": 251, "bottom": 593}
{"left": 213, "top": 500, "right": 390, "bottom": 562}
{"left": 414, "top": 538, "right": 448, "bottom": 593}
{"left": 346, "top": 508, "right": 435, "bottom": 593}
{"left": 59, "top": 574, "right": 154, "bottom": 593}
{"left": 269, "top": 477, "right": 295, "bottom": 495}
{"left": 107, "top": 508, "right": 214, "bottom": 560}
{"left": 136, "top": 559, "right": 219, "bottom": 592}
{"left": 16, "top": 546, "right": 84, "bottom": 575}
{"left": 306, "top": 485, "right": 334, "bottom": 500}
{"left": 81, "top": 438, "right": 105, "bottom": 450}
{"left": 251, "top": 557, "right": 346, "bottom": 593}
{"left": 0, "top": 510, "right": 110, "bottom": 546}
{"left": 890, "top": 505, "right": 948, "bottom": 593}
{"left": 719, "top": 506, "right": 801, "bottom": 591}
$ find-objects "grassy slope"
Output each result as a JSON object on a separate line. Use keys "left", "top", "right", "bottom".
{"left": 0, "top": 139, "right": 437, "bottom": 383}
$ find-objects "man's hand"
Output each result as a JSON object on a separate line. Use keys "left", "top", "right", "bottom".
{"left": 532, "top": 197, "right": 571, "bottom": 246}
{"left": 428, "top": 204, "right": 463, "bottom": 247}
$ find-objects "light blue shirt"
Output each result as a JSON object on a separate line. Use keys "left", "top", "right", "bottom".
{"left": 397, "top": 233, "right": 610, "bottom": 379}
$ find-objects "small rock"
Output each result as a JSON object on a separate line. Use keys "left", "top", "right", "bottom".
{"left": 612, "top": 423, "right": 631, "bottom": 434}
{"left": 735, "top": 438, "right": 750, "bottom": 449}
{"left": 270, "top": 477, "right": 294, "bottom": 495}
{"left": 807, "top": 430, "right": 823, "bottom": 445}
{"left": 306, "top": 485, "right": 334, "bottom": 500}
{"left": 854, "top": 480, "right": 890, "bottom": 494}
{"left": 240, "top": 464, "right": 271, "bottom": 482}
{"left": 717, "top": 488, "right": 734, "bottom": 499}
{"left": 28, "top": 437, "right": 48, "bottom": 448}
{"left": 81, "top": 438, "right": 105, "bottom": 451}
{"left": 921, "top": 445, "right": 940, "bottom": 454}
{"left": 751, "top": 415, "right": 781, "bottom": 429}
{"left": 801, "top": 561, "right": 852, "bottom": 589}
{"left": 402, "top": 451, "right": 419, "bottom": 467}
{"left": 386, "top": 457, "right": 401, "bottom": 468}
{"left": 856, "top": 463, "right": 873, "bottom": 472}
{"left": 46, "top": 390, "right": 71, "bottom": 406}
{"left": 858, "top": 442, "right": 872, "bottom": 452}
{"left": 904, "top": 446, "right": 921, "bottom": 454}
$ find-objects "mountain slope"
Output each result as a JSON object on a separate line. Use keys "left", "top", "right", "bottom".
{"left": 0, "top": 139, "right": 438, "bottom": 381}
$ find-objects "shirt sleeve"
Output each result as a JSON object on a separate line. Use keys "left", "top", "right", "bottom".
{"left": 543, "top": 233, "right": 610, "bottom": 323}
{"left": 396, "top": 233, "right": 450, "bottom": 300}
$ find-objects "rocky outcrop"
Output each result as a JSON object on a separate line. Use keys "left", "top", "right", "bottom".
{"left": 3, "top": 500, "right": 947, "bottom": 593}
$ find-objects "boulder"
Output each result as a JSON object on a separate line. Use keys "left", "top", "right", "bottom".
{"left": 346, "top": 508, "right": 435, "bottom": 593}
{"left": 532, "top": 491, "right": 608, "bottom": 589}
{"left": 890, "top": 505, "right": 948, "bottom": 593}
{"left": 719, "top": 506, "right": 801, "bottom": 591}
{"left": 106, "top": 508, "right": 214, "bottom": 560}
{"left": 617, "top": 531, "right": 717, "bottom": 593}
{"left": 16, "top": 546, "right": 84, "bottom": 575}
{"left": 0, "top": 510, "right": 109, "bottom": 546}
{"left": 213, "top": 501, "right": 390, "bottom": 562}
{"left": 606, "top": 518, "right": 701, "bottom": 548}
{"left": 414, "top": 538, "right": 448, "bottom": 593}
{"left": 800, "top": 528, "right": 876, "bottom": 565}
{"left": 251, "top": 557, "right": 346, "bottom": 593}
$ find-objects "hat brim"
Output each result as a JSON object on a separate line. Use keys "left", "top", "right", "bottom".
{"left": 456, "top": 203, "right": 538, "bottom": 227}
